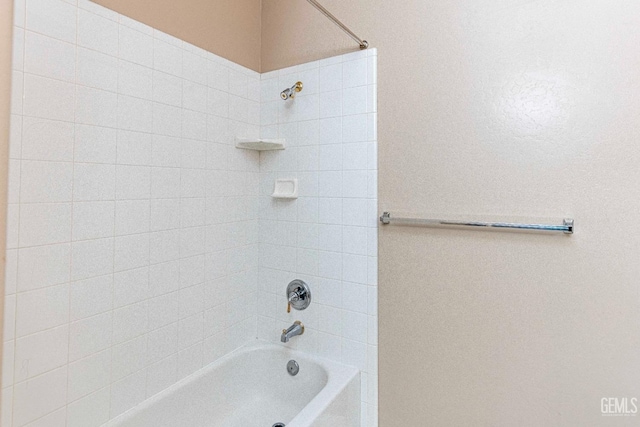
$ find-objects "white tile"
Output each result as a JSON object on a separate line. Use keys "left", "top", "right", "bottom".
{"left": 343, "top": 86, "right": 368, "bottom": 116}
{"left": 115, "top": 199, "right": 150, "bottom": 235}
{"left": 111, "top": 335, "right": 146, "bottom": 382}
{"left": 319, "top": 117, "right": 342, "bottom": 145}
{"left": 14, "top": 325, "right": 68, "bottom": 382}
{"left": 114, "top": 233, "right": 149, "bottom": 272}
{"left": 343, "top": 114, "right": 368, "bottom": 143}
{"left": 207, "top": 60, "right": 229, "bottom": 91}
{"left": 11, "top": 70, "right": 23, "bottom": 115}
{"left": 318, "top": 224, "right": 342, "bottom": 252}
{"left": 343, "top": 170, "right": 369, "bottom": 198}
{"left": 183, "top": 51, "right": 207, "bottom": 85}
{"left": 113, "top": 267, "right": 149, "bottom": 308}
{"left": 146, "top": 354, "right": 177, "bottom": 397}
{"left": 148, "top": 291, "right": 179, "bottom": 330}
{"left": 178, "top": 283, "right": 204, "bottom": 319}
{"left": 23, "top": 74, "right": 75, "bottom": 122}
{"left": 152, "top": 135, "right": 182, "bottom": 167}
{"left": 343, "top": 254, "right": 369, "bottom": 285}
{"left": 342, "top": 58, "right": 368, "bottom": 88}
{"left": 78, "top": 9, "right": 119, "bottom": 56}
{"left": 71, "top": 238, "right": 114, "bottom": 281}
{"left": 319, "top": 145, "right": 343, "bottom": 171}
{"left": 180, "top": 198, "right": 205, "bottom": 228}
{"left": 16, "top": 284, "right": 69, "bottom": 337}
{"left": 343, "top": 142, "right": 368, "bottom": 170}
{"left": 73, "top": 201, "right": 115, "bottom": 241}
{"left": 183, "top": 81, "right": 208, "bottom": 113}
{"left": 113, "top": 301, "right": 147, "bottom": 344}
{"left": 74, "top": 124, "right": 117, "bottom": 164}
{"left": 77, "top": 0, "right": 119, "bottom": 19}
{"left": 178, "top": 313, "right": 203, "bottom": 350}
{"left": 182, "top": 110, "right": 207, "bottom": 141}
{"left": 67, "top": 387, "right": 110, "bottom": 427}
{"left": 76, "top": 86, "right": 118, "bottom": 128}
{"left": 116, "top": 165, "right": 151, "bottom": 200}
{"left": 146, "top": 322, "right": 177, "bottom": 364}
{"left": 177, "top": 343, "right": 202, "bottom": 379}
{"left": 153, "top": 70, "right": 183, "bottom": 107}
{"left": 22, "top": 117, "right": 74, "bottom": 161}
{"left": 207, "top": 88, "right": 229, "bottom": 118}
{"left": 69, "top": 349, "right": 112, "bottom": 402}
{"left": 69, "top": 312, "right": 112, "bottom": 361}
{"left": 77, "top": 47, "right": 118, "bottom": 92}
{"left": 4, "top": 295, "right": 16, "bottom": 341}
{"left": 154, "top": 38, "right": 182, "bottom": 77}
{"left": 150, "top": 199, "right": 180, "bottom": 232}
{"left": 17, "top": 243, "right": 70, "bottom": 292}
{"left": 118, "top": 95, "right": 153, "bottom": 133}
{"left": 5, "top": 249, "right": 18, "bottom": 295}
{"left": 342, "top": 338, "right": 366, "bottom": 371}
{"left": 149, "top": 261, "right": 180, "bottom": 297}
{"left": 318, "top": 171, "right": 342, "bottom": 198}
{"left": 319, "top": 63, "right": 342, "bottom": 92}
{"left": 318, "top": 250, "right": 342, "bottom": 280}
{"left": 12, "top": 366, "right": 67, "bottom": 426}
{"left": 26, "top": 0, "right": 76, "bottom": 43}
{"left": 23, "top": 407, "right": 66, "bottom": 427}
{"left": 70, "top": 274, "right": 113, "bottom": 321}
{"left": 73, "top": 163, "right": 116, "bottom": 201}
{"left": 341, "top": 198, "right": 367, "bottom": 228}
{"left": 20, "top": 160, "right": 73, "bottom": 203}
{"left": 118, "top": 60, "right": 152, "bottom": 100}
{"left": 14, "top": 0, "right": 26, "bottom": 27}
{"left": 181, "top": 139, "right": 206, "bottom": 169}
{"left": 151, "top": 167, "right": 181, "bottom": 199}
{"left": 153, "top": 102, "right": 181, "bottom": 137}
{"left": 318, "top": 197, "right": 342, "bottom": 225}
{"left": 119, "top": 26, "right": 153, "bottom": 67}
{"left": 24, "top": 30, "right": 75, "bottom": 82}
{"left": 319, "top": 90, "right": 342, "bottom": 119}
{"left": 119, "top": 13, "right": 152, "bottom": 35}
{"left": 110, "top": 369, "right": 146, "bottom": 418}
{"left": 9, "top": 114, "right": 23, "bottom": 159}
{"left": 343, "top": 226, "right": 368, "bottom": 256}
{"left": 19, "top": 203, "right": 72, "bottom": 247}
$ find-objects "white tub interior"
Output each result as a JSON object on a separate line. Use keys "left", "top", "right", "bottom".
{"left": 105, "top": 341, "right": 360, "bottom": 427}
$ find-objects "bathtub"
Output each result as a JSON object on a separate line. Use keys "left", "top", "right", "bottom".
{"left": 104, "top": 340, "right": 360, "bottom": 427}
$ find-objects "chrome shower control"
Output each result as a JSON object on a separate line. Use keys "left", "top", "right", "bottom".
{"left": 286, "top": 279, "right": 311, "bottom": 311}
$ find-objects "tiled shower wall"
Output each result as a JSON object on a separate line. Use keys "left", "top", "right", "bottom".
{"left": 2, "top": 1, "right": 378, "bottom": 427}
{"left": 2, "top": 0, "right": 261, "bottom": 425}
{"left": 257, "top": 51, "right": 378, "bottom": 427}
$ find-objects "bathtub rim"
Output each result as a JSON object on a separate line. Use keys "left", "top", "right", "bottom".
{"left": 102, "top": 338, "right": 360, "bottom": 427}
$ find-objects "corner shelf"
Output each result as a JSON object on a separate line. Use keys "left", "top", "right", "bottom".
{"left": 235, "top": 137, "right": 285, "bottom": 151}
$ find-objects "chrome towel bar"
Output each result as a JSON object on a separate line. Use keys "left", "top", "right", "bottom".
{"left": 379, "top": 212, "right": 574, "bottom": 235}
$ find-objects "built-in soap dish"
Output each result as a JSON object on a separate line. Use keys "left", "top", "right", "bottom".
{"left": 235, "top": 137, "right": 285, "bottom": 151}
{"left": 272, "top": 179, "right": 298, "bottom": 199}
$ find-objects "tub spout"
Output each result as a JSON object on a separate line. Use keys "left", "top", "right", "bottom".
{"left": 281, "top": 321, "right": 304, "bottom": 343}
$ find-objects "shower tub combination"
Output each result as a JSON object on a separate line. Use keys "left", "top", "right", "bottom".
{"left": 104, "top": 341, "right": 360, "bottom": 427}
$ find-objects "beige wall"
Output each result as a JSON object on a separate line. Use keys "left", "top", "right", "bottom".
{"left": 262, "top": 0, "right": 640, "bottom": 425}
{"left": 92, "top": 0, "right": 262, "bottom": 71}
{"left": 0, "top": 0, "right": 13, "bottom": 419}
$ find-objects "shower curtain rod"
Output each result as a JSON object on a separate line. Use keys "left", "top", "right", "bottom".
{"left": 305, "top": 0, "right": 369, "bottom": 49}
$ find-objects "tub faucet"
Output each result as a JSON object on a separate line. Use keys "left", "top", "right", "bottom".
{"left": 281, "top": 321, "right": 304, "bottom": 343}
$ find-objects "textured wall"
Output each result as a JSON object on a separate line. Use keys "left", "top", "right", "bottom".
{"left": 3, "top": 1, "right": 261, "bottom": 425}
{"left": 91, "top": 0, "right": 262, "bottom": 71}
{"left": 257, "top": 50, "right": 378, "bottom": 427}
{"left": 261, "top": 0, "right": 640, "bottom": 425}
{"left": 0, "top": 2, "right": 14, "bottom": 421}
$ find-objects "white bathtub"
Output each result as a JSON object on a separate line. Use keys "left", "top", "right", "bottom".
{"left": 104, "top": 340, "right": 360, "bottom": 427}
